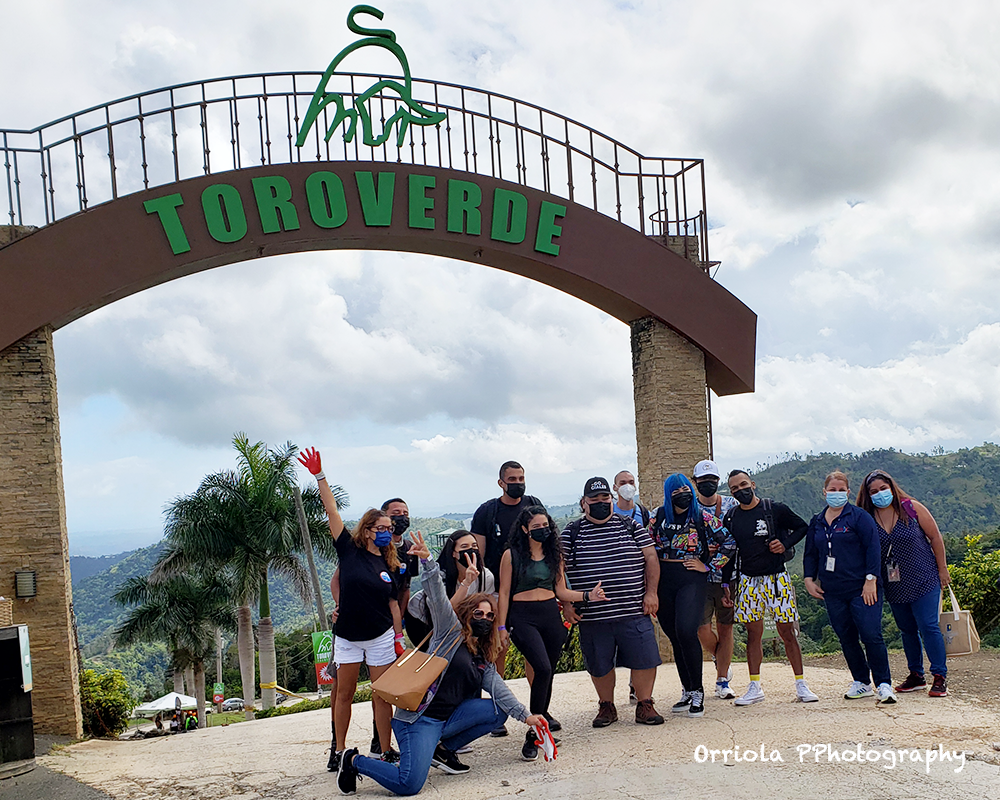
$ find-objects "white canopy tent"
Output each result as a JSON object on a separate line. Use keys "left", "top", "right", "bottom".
{"left": 133, "top": 691, "right": 198, "bottom": 718}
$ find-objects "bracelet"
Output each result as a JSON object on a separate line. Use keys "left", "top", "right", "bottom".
{"left": 721, "top": 583, "right": 729, "bottom": 589}
{"left": 497, "top": 625, "right": 506, "bottom": 632}
{"left": 582, "top": 590, "right": 590, "bottom": 602}
{"left": 314, "top": 470, "right": 326, "bottom": 482}
{"left": 394, "top": 634, "right": 404, "bottom": 641}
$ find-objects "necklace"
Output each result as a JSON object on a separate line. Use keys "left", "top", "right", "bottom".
{"left": 875, "top": 508, "right": 898, "bottom": 531}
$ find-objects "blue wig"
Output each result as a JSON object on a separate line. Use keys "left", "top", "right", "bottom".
{"left": 663, "top": 473, "right": 699, "bottom": 524}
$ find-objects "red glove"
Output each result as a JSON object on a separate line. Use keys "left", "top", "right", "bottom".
{"left": 297, "top": 447, "right": 322, "bottom": 475}
{"left": 394, "top": 636, "right": 405, "bottom": 657}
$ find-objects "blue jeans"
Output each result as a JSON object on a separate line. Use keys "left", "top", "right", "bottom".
{"left": 890, "top": 587, "right": 947, "bottom": 678}
{"left": 354, "top": 699, "right": 506, "bottom": 796}
{"left": 824, "top": 593, "right": 891, "bottom": 687}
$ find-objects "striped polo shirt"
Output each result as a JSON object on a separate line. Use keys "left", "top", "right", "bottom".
{"left": 561, "top": 514, "right": 654, "bottom": 622}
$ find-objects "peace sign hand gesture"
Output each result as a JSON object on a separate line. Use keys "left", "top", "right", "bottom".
{"left": 408, "top": 529, "right": 431, "bottom": 560}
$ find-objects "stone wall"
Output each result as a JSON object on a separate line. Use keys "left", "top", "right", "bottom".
{"left": 0, "top": 226, "right": 82, "bottom": 736}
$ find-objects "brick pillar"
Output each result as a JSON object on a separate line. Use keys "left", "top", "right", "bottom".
{"left": 0, "top": 226, "right": 82, "bottom": 736}
{"left": 632, "top": 237, "right": 713, "bottom": 662}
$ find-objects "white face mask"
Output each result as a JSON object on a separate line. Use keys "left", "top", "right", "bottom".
{"left": 617, "top": 483, "right": 637, "bottom": 502}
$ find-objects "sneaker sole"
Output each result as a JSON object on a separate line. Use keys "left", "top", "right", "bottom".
{"left": 876, "top": 696, "right": 897, "bottom": 704}
{"left": 636, "top": 716, "right": 665, "bottom": 725}
{"left": 687, "top": 709, "right": 705, "bottom": 718}
{"left": 795, "top": 695, "right": 819, "bottom": 703}
{"left": 927, "top": 690, "right": 948, "bottom": 697}
{"left": 895, "top": 686, "right": 927, "bottom": 693}
{"left": 430, "top": 760, "right": 468, "bottom": 775}
{"left": 490, "top": 730, "right": 509, "bottom": 738}
{"left": 844, "top": 693, "right": 874, "bottom": 700}
{"left": 521, "top": 753, "right": 538, "bottom": 762}
{"left": 734, "top": 697, "right": 765, "bottom": 706}
{"left": 671, "top": 705, "right": 691, "bottom": 714}
{"left": 592, "top": 719, "right": 617, "bottom": 728}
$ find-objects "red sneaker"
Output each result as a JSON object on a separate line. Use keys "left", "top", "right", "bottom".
{"left": 928, "top": 674, "right": 948, "bottom": 697}
{"left": 894, "top": 672, "right": 927, "bottom": 693}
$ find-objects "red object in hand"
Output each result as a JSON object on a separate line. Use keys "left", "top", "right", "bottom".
{"left": 297, "top": 447, "right": 322, "bottom": 475}
{"left": 394, "top": 637, "right": 405, "bottom": 657}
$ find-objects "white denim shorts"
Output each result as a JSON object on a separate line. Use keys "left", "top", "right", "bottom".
{"left": 334, "top": 628, "right": 396, "bottom": 668}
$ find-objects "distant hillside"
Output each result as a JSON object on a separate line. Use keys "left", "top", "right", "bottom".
{"left": 748, "top": 444, "right": 1000, "bottom": 538}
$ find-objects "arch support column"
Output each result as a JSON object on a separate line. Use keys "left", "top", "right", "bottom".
{"left": 0, "top": 225, "right": 82, "bottom": 736}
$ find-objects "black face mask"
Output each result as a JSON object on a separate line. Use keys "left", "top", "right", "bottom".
{"left": 529, "top": 526, "right": 550, "bottom": 542}
{"left": 458, "top": 549, "right": 479, "bottom": 569}
{"left": 391, "top": 515, "right": 410, "bottom": 536}
{"left": 672, "top": 492, "right": 693, "bottom": 511}
{"left": 733, "top": 487, "right": 755, "bottom": 505}
{"left": 470, "top": 618, "right": 493, "bottom": 638}
{"left": 588, "top": 501, "right": 612, "bottom": 521}
{"left": 696, "top": 479, "right": 719, "bottom": 498}
{"left": 505, "top": 482, "right": 526, "bottom": 500}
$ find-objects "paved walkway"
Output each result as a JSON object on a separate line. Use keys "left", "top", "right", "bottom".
{"left": 33, "top": 663, "right": 1000, "bottom": 799}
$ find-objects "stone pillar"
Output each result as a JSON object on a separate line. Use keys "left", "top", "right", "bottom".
{"left": 632, "top": 236, "right": 713, "bottom": 662}
{"left": 0, "top": 226, "right": 82, "bottom": 737}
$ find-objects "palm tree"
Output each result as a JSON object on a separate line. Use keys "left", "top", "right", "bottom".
{"left": 113, "top": 570, "right": 237, "bottom": 728}
{"left": 155, "top": 433, "right": 345, "bottom": 716}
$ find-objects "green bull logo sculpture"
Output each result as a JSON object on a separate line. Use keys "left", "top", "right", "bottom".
{"left": 296, "top": 4, "right": 447, "bottom": 149}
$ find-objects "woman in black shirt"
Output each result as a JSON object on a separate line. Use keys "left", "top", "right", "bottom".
{"left": 299, "top": 448, "right": 403, "bottom": 769}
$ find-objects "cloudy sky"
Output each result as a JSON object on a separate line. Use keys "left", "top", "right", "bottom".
{"left": 4, "top": 1, "right": 1000, "bottom": 555}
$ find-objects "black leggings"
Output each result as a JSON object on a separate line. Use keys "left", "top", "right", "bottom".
{"left": 508, "top": 598, "right": 567, "bottom": 715}
{"left": 656, "top": 562, "right": 708, "bottom": 692}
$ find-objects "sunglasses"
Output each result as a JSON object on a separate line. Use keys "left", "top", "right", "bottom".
{"left": 471, "top": 609, "right": 496, "bottom": 621}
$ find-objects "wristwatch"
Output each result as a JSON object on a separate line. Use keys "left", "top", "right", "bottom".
{"left": 865, "top": 574, "right": 877, "bottom": 581}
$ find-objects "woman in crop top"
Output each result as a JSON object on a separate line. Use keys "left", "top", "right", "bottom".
{"left": 497, "top": 505, "right": 607, "bottom": 761}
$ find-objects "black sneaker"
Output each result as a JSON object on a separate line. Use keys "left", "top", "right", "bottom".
{"left": 521, "top": 729, "right": 538, "bottom": 761}
{"left": 369, "top": 733, "right": 381, "bottom": 756}
{"left": 671, "top": 691, "right": 692, "bottom": 713}
{"left": 490, "top": 723, "right": 508, "bottom": 737}
{"left": 687, "top": 689, "right": 705, "bottom": 718}
{"left": 895, "top": 672, "right": 927, "bottom": 693}
{"left": 380, "top": 748, "right": 400, "bottom": 764}
{"left": 327, "top": 748, "right": 342, "bottom": 773}
{"left": 543, "top": 711, "right": 562, "bottom": 732}
{"left": 337, "top": 748, "right": 360, "bottom": 795}
{"left": 431, "top": 744, "right": 470, "bottom": 774}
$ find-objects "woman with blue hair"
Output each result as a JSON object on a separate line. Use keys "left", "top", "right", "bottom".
{"left": 650, "top": 474, "right": 734, "bottom": 718}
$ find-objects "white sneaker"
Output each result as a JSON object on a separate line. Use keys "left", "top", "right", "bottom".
{"left": 844, "top": 681, "right": 874, "bottom": 700}
{"left": 876, "top": 683, "right": 897, "bottom": 704}
{"left": 726, "top": 664, "right": 733, "bottom": 683}
{"left": 734, "top": 681, "right": 765, "bottom": 706}
{"left": 795, "top": 679, "right": 819, "bottom": 703}
{"left": 715, "top": 681, "right": 736, "bottom": 699}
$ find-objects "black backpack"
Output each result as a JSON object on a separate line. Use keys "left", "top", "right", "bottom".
{"left": 723, "top": 498, "right": 795, "bottom": 563}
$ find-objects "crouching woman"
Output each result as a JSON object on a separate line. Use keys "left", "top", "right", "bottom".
{"left": 337, "top": 530, "right": 543, "bottom": 796}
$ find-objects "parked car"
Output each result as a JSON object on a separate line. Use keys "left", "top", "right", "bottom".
{"left": 221, "top": 698, "right": 245, "bottom": 712}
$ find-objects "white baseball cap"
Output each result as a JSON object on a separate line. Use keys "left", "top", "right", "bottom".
{"left": 693, "top": 459, "right": 721, "bottom": 479}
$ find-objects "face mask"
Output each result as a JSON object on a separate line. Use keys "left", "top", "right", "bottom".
{"left": 374, "top": 531, "right": 393, "bottom": 547}
{"left": 696, "top": 479, "right": 719, "bottom": 498}
{"left": 391, "top": 515, "right": 410, "bottom": 536}
{"left": 871, "top": 489, "right": 894, "bottom": 509}
{"left": 733, "top": 487, "right": 755, "bottom": 506}
{"left": 672, "top": 492, "right": 693, "bottom": 511}
{"left": 505, "top": 482, "right": 526, "bottom": 500}
{"left": 825, "top": 491, "right": 849, "bottom": 508}
{"left": 530, "top": 526, "right": 550, "bottom": 543}
{"left": 588, "top": 501, "right": 612, "bottom": 521}
{"left": 458, "top": 549, "right": 478, "bottom": 569}
{"left": 470, "top": 618, "right": 493, "bottom": 638}
{"left": 616, "top": 483, "right": 637, "bottom": 502}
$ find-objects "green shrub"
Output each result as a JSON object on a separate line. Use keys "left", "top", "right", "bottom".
{"left": 80, "top": 668, "right": 136, "bottom": 738}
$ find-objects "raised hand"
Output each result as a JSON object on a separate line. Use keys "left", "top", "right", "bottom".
{"left": 408, "top": 530, "right": 431, "bottom": 560}
{"left": 591, "top": 580, "right": 608, "bottom": 601}
{"left": 297, "top": 447, "right": 323, "bottom": 476}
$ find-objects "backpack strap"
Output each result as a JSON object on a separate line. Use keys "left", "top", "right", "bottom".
{"left": 564, "top": 518, "right": 584, "bottom": 571}
{"left": 900, "top": 498, "right": 918, "bottom": 521}
{"left": 640, "top": 503, "right": 650, "bottom": 528}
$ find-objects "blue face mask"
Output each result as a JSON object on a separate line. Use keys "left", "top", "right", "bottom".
{"left": 871, "top": 489, "right": 893, "bottom": 509}
{"left": 825, "top": 491, "right": 849, "bottom": 508}
{"left": 374, "top": 531, "right": 393, "bottom": 547}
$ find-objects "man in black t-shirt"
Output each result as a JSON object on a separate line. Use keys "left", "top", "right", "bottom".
{"left": 722, "top": 470, "right": 818, "bottom": 707}
{"left": 469, "top": 460, "right": 545, "bottom": 736}
{"left": 470, "top": 461, "right": 545, "bottom": 578}
{"left": 382, "top": 497, "right": 419, "bottom": 617}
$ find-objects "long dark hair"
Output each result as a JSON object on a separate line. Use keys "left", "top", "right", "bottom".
{"left": 509, "top": 505, "right": 562, "bottom": 580}
{"left": 856, "top": 469, "right": 910, "bottom": 519}
{"left": 455, "top": 592, "right": 501, "bottom": 662}
{"left": 350, "top": 508, "right": 400, "bottom": 570}
{"left": 437, "top": 529, "right": 488, "bottom": 597}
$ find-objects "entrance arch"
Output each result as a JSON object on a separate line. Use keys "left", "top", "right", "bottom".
{"left": 0, "top": 69, "right": 755, "bottom": 735}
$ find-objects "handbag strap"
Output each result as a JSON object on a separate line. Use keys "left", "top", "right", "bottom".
{"left": 394, "top": 620, "right": 462, "bottom": 671}
{"left": 939, "top": 584, "right": 962, "bottom": 620}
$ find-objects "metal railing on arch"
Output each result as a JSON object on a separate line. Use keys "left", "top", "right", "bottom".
{"left": 1, "top": 71, "right": 712, "bottom": 268}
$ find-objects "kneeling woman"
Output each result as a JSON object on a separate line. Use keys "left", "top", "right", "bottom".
{"left": 497, "top": 506, "right": 607, "bottom": 760}
{"left": 338, "top": 530, "right": 543, "bottom": 796}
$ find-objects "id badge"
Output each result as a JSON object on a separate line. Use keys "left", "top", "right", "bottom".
{"left": 887, "top": 562, "right": 901, "bottom": 583}
{"left": 825, "top": 555, "right": 836, "bottom": 572}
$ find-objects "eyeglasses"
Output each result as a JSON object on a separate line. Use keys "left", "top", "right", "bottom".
{"left": 372, "top": 525, "right": 393, "bottom": 533}
{"left": 471, "top": 609, "right": 496, "bottom": 621}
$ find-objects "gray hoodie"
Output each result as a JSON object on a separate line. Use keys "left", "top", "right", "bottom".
{"left": 394, "top": 557, "right": 528, "bottom": 724}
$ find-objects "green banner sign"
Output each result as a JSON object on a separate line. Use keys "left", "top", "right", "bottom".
{"left": 312, "top": 630, "right": 335, "bottom": 685}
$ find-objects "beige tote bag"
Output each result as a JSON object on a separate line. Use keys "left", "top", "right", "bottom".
{"left": 939, "top": 585, "right": 980, "bottom": 657}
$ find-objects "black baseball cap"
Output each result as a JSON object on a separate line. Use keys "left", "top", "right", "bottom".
{"left": 583, "top": 476, "right": 611, "bottom": 497}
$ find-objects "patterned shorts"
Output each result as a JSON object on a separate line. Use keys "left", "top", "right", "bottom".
{"left": 735, "top": 571, "right": 799, "bottom": 624}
